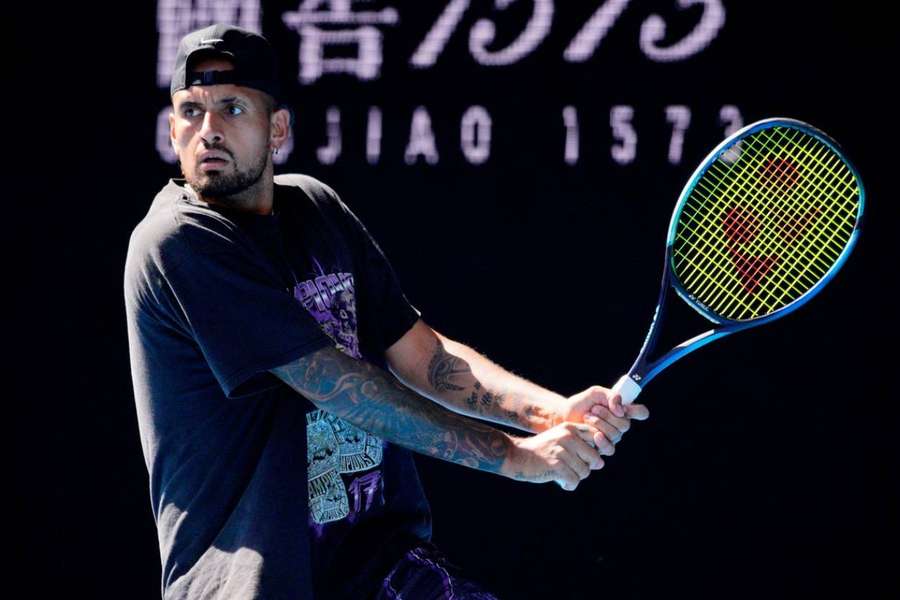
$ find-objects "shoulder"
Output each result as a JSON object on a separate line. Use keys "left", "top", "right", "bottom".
{"left": 274, "top": 173, "right": 352, "bottom": 215}
{"left": 125, "top": 181, "right": 187, "bottom": 277}
{"left": 124, "top": 180, "right": 244, "bottom": 289}
{"left": 274, "top": 172, "right": 371, "bottom": 238}
{"left": 274, "top": 172, "right": 339, "bottom": 200}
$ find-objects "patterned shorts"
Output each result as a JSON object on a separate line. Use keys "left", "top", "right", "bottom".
{"left": 373, "top": 542, "right": 500, "bottom": 600}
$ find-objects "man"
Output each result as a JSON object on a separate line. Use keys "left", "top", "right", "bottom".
{"left": 124, "top": 24, "right": 649, "bottom": 600}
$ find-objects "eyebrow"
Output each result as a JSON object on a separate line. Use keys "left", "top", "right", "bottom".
{"left": 178, "top": 96, "right": 248, "bottom": 109}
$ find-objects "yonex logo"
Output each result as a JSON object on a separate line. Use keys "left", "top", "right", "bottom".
{"left": 722, "top": 205, "right": 776, "bottom": 295}
{"left": 720, "top": 163, "right": 821, "bottom": 297}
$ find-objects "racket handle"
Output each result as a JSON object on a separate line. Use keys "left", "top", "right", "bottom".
{"left": 611, "top": 375, "right": 642, "bottom": 405}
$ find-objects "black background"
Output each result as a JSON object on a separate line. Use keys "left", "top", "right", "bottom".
{"left": 17, "top": 1, "right": 897, "bottom": 598}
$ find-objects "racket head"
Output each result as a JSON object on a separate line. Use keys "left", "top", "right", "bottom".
{"left": 665, "top": 117, "right": 865, "bottom": 328}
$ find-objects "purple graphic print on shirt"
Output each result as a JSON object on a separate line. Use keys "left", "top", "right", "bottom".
{"left": 296, "top": 256, "right": 387, "bottom": 539}
{"left": 293, "top": 257, "right": 361, "bottom": 359}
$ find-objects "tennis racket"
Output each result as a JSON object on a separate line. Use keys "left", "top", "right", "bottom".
{"left": 611, "top": 117, "right": 865, "bottom": 405}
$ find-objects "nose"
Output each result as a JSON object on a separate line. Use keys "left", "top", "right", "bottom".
{"left": 198, "top": 109, "right": 225, "bottom": 145}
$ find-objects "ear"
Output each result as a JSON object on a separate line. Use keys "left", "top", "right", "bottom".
{"left": 269, "top": 107, "right": 291, "bottom": 152}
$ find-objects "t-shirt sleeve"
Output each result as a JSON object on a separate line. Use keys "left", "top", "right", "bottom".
{"left": 153, "top": 222, "right": 334, "bottom": 399}
{"left": 325, "top": 187, "right": 422, "bottom": 352}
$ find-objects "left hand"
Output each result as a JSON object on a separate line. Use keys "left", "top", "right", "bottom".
{"left": 557, "top": 385, "right": 650, "bottom": 453}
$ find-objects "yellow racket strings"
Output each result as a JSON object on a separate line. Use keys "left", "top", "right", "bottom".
{"left": 672, "top": 126, "right": 859, "bottom": 321}
{"left": 677, "top": 128, "right": 854, "bottom": 317}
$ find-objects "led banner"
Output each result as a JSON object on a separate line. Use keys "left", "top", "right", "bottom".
{"left": 155, "top": 1, "right": 745, "bottom": 168}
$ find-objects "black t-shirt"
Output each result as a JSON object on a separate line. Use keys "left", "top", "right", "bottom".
{"left": 124, "top": 173, "right": 432, "bottom": 599}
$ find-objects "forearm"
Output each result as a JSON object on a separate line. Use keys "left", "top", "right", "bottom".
{"left": 403, "top": 333, "right": 565, "bottom": 433}
{"left": 270, "top": 345, "right": 517, "bottom": 476}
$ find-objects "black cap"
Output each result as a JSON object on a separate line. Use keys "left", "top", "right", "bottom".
{"left": 170, "top": 24, "right": 283, "bottom": 104}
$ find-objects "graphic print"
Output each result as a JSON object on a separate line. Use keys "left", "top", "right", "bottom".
{"left": 293, "top": 257, "right": 361, "bottom": 358}
{"left": 295, "top": 257, "right": 386, "bottom": 529}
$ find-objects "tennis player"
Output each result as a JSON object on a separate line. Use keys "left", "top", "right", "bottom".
{"left": 124, "top": 23, "right": 649, "bottom": 600}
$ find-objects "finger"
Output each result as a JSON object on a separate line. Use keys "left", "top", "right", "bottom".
{"left": 608, "top": 393, "right": 626, "bottom": 417}
{"left": 588, "top": 404, "right": 631, "bottom": 436}
{"left": 590, "top": 428, "right": 616, "bottom": 457}
{"left": 569, "top": 422, "right": 609, "bottom": 452}
{"left": 583, "top": 414, "right": 621, "bottom": 450}
{"left": 560, "top": 450, "right": 590, "bottom": 481}
{"left": 626, "top": 403, "right": 650, "bottom": 421}
{"left": 553, "top": 461, "right": 581, "bottom": 491}
{"left": 561, "top": 426, "right": 607, "bottom": 470}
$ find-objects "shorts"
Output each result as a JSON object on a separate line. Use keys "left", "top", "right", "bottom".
{"left": 373, "top": 541, "right": 501, "bottom": 599}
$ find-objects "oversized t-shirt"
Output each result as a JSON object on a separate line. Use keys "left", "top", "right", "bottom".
{"left": 124, "top": 173, "right": 432, "bottom": 599}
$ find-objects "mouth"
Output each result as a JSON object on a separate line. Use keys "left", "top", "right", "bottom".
{"left": 199, "top": 157, "right": 229, "bottom": 171}
{"left": 199, "top": 149, "right": 230, "bottom": 162}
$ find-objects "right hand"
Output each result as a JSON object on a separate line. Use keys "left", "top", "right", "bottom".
{"left": 502, "top": 422, "right": 612, "bottom": 491}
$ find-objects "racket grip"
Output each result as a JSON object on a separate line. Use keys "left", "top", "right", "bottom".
{"left": 611, "top": 375, "right": 642, "bottom": 405}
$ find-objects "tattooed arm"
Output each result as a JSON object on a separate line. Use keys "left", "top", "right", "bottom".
{"left": 269, "top": 344, "right": 607, "bottom": 490}
{"left": 382, "top": 319, "right": 569, "bottom": 434}
{"left": 385, "top": 319, "right": 649, "bottom": 446}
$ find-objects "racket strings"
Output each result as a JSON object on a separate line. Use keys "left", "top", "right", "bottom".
{"left": 671, "top": 125, "right": 860, "bottom": 321}
{"left": 680, "top": 129, "right": 857, "bottom": 317}
{"left": 685, "top": 131, "right": 847, "bottom": 284}
{"left": 681, "top": 132, "right": 853, "bottom": 317}
{"left": 674, "top": 133, "right": 816, "bottom": 314}
{"left": 755, "top": 129, "right": 858, "bottom": 293}
{"left": 688, "top": 131, "right": 853, "bottom": 308}
{"left": 721, "top": 130, "right": 856, "bottom": 297}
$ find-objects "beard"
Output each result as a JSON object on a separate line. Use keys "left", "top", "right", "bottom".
{"left": 183, "top": 147, "right": 268, "bottom": 200}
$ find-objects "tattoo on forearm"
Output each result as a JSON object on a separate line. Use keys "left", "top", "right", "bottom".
{"left": 271, "top": 346, "right": 510, "bottom": 474}
{"left": 514, "top": 470, "right": 556, "bottom": 482}
{"left": 466, "top": 382, "right": 480, "bottom": 410}
{"left": 423, "top": 338, "right": 555, "bottom": 432}
{"left": 427, "top": 343, "right": 468, "bottom": 392}
{"left": 480, "top": 388, "right": 500, "bottom": 408}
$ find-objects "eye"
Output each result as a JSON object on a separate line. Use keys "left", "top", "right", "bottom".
{"left": 226, "top": 104, "right": 244, "bottom": 116}
{"left": 182, "top": 106, "right": 201, "bottom": 118}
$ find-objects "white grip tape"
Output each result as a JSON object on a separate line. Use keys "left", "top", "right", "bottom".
{"left": 611, "top": 375, "right": 642, "bottom": 405}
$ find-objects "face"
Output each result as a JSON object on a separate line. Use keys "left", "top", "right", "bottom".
{"left": 169, "top": 57, "right": 284, "bottom": 201}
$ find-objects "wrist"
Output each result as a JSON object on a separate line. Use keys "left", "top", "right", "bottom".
{"left": 499, "top": 433, "right": 524, "bottom": 480}
{"left": 532, "top": 396, "right": 565, "bottom": 433}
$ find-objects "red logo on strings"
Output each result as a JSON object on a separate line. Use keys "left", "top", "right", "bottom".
{"left": 722, "top": 206, "right": 776, "bottom": 295}
{"left": 721, "top": 199, "right": 820, "bottom": 297}
{"left": 760, "top": 157, "right": 800, "bottom": 189}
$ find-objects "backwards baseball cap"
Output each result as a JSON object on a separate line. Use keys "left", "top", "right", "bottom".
{"left": 170, "top": 24, "right": 284, "bottom": 104}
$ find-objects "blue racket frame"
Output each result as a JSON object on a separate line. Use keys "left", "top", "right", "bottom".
{"left": 622, "top": 117, "right": 866, "bottom": 389}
